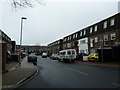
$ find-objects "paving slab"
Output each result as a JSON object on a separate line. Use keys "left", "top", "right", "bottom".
{"left": 2, "top": 56, "right": 37, "bottom": 90}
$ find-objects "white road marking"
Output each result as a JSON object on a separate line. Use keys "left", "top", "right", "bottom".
{"left": 51, "top": 62, "right": 60, "bottom": 66}
{"left": 112, "top": 83, "right": 120, "bottom": 87}
{"left": 65, "top": 67, "right": 88, "bottom": 76}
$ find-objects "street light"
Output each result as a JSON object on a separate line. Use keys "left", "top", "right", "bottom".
{"left": 19, "top": 17, "right": 27, "bottom": 65}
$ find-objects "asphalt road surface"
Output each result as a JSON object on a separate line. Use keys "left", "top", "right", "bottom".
{"left": 17, "top": 56, "right": 119, "bottom": 88}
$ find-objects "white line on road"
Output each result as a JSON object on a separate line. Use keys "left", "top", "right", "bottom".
{"left": 112, "top": 83, "right": 120, "bottom": 87}
{"left": 65, "top": 67, "right": 88, "bottom": 76}
{"left": 51, "top": 62, "right": 60, "bottom": 66}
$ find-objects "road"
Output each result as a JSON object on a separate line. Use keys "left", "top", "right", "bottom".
{"left": 18, "top": 56, "right": 119, "bottom": 88}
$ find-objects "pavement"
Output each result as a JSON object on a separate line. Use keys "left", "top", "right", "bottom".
{"left": 75, "top": 60, "right": 120, "bottom": 68}
{"left": 2, "top": 56, "right": 37, "bottom": 90}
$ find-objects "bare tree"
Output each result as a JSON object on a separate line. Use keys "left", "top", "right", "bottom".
{"left": 9, "top": 0, "right": 45, "bottom": 9}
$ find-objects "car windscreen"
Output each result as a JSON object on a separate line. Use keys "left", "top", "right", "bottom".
{"left": 7, "top": 51, "right": 11, "bottom": 55}
{"left": 89, "top": 54, "right": 94, "bottom": 56}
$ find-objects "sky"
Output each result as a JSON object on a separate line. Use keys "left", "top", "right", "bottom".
{"left": 0, "top": 0, "right": 119, "bottom": 46}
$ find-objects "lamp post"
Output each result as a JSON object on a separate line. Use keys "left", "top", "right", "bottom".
{"left": 19, "top": 17, "right": 27, "bottom": 65}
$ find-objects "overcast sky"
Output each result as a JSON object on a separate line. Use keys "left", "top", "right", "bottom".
{"left": 0, "top": 0, "right": 119, "bottom": 46}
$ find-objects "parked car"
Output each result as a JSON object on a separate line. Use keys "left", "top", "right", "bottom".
{"left": 28, "top": 53, "right": 37, "bottom": 63}
{"left": 88, "top": 53, "right": 99, "bottom": 62}
{"left": 50, "top": 54, "right": 59, "bottom": 60}
{"left": 7, "top": 51, "right": 12, "bottom": 62}
{"left": 42, "top": 53, "right": 47, "bottom": 58}
{"left": 76, "top": 53, "right": 88, "bottom": 61}
{"left": 59, "top": 49, "right": 76, "bottom": 62}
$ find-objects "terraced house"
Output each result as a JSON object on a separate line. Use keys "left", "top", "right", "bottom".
{"left": 47, "top": 13, "right": 120, "bottom": 61}
{"left": 47, "top": 39, "right": 63, "bottom": 55}
{"left": 88, "top": 13, "right": 120, "bottom": 54}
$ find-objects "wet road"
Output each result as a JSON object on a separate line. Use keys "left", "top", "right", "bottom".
{"left": 18, "top": 56, "right": 119, "bottom": 88}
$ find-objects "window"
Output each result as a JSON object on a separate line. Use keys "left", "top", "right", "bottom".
{"left": 80, "top": 40, "right": 86, "bottom": 44}
{"left": 67, "top": 43, "right": 71, "bottom": 48}
{"left": 94, "top": 37, "right": 98, "bottom": 43}
{"left": 72, "top": 51, "right": 75, "bottom": 54}
{"left": 103, "top": 21, "right": 107, "bottom": 29}
{"left": 68, "top": 37, "right": 69, "bottom": 41}
{"left": 73, "top": 34, "right": 75, "bottom": 39}
{"left": 64, "top": 38, "right": 66, "bottom": 42}
{"left": 76, "top": 33, "right": 78, "bottom": 38}
{"left": 63, "top": 52, "right": 66, "bottom": 55}
{"left": 94, "top": 25, "right": 98, "bottom": 32}
{"left": 67, "top": 51, "right": 71, "bottom": 55}
{"left": 111, "top": 32, "right": 116, "bottom": 40}
{"left": 90, "top": 38, "right": 93, "bottom": 47}
{"left": 69, "top": 36, "right": 71, "bottom": 40}
{"left": 90, "top": 27, "right": 93, "bottom": 33}
{"left": 110, "top": 18, "right": 115, "bottom": 26}
{"left": 104, "top": 35, "right": 108, "bottom": 46}
{"left": 84, "top": 30, "right": 86, "bottom": 35}
{"left": 80, "top": 31, "right": 82, "bottom": 36}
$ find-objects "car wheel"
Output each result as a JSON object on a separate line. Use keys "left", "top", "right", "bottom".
{"left": 88, "top": 59, "right": 91, "bottom": 62}
{"left": 95, "top": 58, "right": 97, "bottom": 62}
{"left": 71, "top": 60, "right": 75, "bottom": 63}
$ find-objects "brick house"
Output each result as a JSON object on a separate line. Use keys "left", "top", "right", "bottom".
{"left": 88, "top": 13, "right": 120, "bottom": 54}
{"left": 47, "top": 39, "right": 63, "bottom": 55}
{"left": 16, "top": 45, "right": 47, "bottom": 55}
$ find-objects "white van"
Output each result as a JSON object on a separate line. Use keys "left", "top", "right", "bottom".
{"left": 58, "top": 49, "right": 77, "bottom": 62}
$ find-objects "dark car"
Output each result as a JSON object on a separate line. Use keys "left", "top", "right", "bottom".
{"left": 7, "top": 51, "right": 12, "bottom": 62}
{"left": 28, "top": 53, "right": 37, "bottom": 62}
{"left": 76, "top": 53, "right": 88, "bottom": 61}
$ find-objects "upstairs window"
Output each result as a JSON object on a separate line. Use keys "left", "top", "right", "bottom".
{"left": 103, "top": 21, "right": 107, "bottom": 29}
{"left": 73, "top": 34, "right": 76, "bottom": 39}
{"left": 110, "top": 18, "right": 115, "bottom": 26}
{"left": 64, "top": 38, "right": 66, "bottom": 42}
{"left": 84, "top": 30, "right": 86, "bottom": 35}
{"left": 68, "top": 37, "right": 70, "bottom": 41}
{"left": 76, "top": 33, "right": 78, "bottom": 38}
{"left": 90, "top": 27, "right": 93, "bottom": 33}
{"left": 111, "top": 32, "right": 116, "bottom": 40}
{"left": 80, "top": 31, "right": 83, "bottom": 36}
{"left": 69, "top": 36, "right": 71, "bottom": 40}
{"left": 104, "top": 34, "right": 108, "bottom": 46}
{"left": 94, "top": 25, "right": 98, "bottom": 32}
{"left": 90, "top": 38, "right": 94, "bottom": 47}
